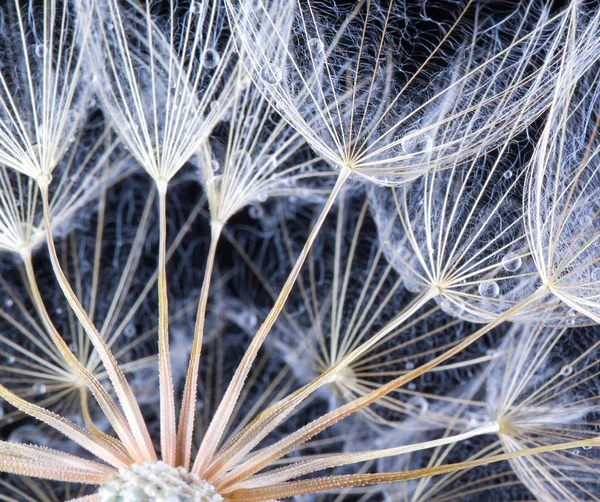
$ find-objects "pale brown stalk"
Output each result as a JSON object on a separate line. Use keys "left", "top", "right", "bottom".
{"left": 192, "top": 166, "right": 351, "bottom": 475}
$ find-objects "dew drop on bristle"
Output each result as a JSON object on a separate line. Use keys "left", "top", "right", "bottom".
{"left": 401, "top": 131, "right": 433, "bottom": 154}
{"left": 190, "top": 1, "right": 204, "bottom": 14}
{"left": 478, "top": 280, "right": 500, "bottom": 298}
{"left": 308, "top": 38, "right": 324, "bottom": 55}
{"left": 501, "top": 253, "right": 522, "bottom": 272}
{"left": 202, "top": 48, "right": 220, "bottom": 70}
{"left": 124, "top": 324, "right": 136, "bottom": 338}
{"left": 560, "top": 365, "right": 573, "bottom": 377}
{"left": 32, "top": 382, "right": 46, "bottom": 395}
{"left": 261, "top": 64, "right": 283, "bottom": 86}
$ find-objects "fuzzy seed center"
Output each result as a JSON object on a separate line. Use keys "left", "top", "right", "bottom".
{"left": 98, "top": 461, "right": 223, "bottom": 502}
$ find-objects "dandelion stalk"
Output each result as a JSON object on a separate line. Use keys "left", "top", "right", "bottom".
{"left": 205, "top": 287, "right": 438, "bottom": 481}
{"left": 193, "top": 165, "right": 351, "bottom": 475}
{"left": 37, "top": 177, "right": 156, "bottom": 462}
{"left": 177, "top": 219, "right": 222, "bottom": 469}
{"left": 219, "top": 422, "right": 501, "bottom": 491}
{"left": 218, "top": 286, "right": 548, "bottom": 484}
{"left": 19, "top": 247, "right": 142, "bottom": 462}
{"left": 225, "top": 434, "right": 600, "bottom": 501}
{"left": 156, "top": 179, "right": 177, "bottom": 465}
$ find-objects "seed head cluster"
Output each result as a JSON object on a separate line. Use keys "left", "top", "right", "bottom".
{"left": 0, "top": 0, "right": 598, "bottom": 501}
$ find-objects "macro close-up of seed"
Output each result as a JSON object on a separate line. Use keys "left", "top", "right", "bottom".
{"left": 0, "top": 0, "right": 598, "bottom": 501}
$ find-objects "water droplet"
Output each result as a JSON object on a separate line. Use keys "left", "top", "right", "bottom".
{"left": 240, "top": 311, "right": 257, "bottom": 328}
{"left": 211, "top": 159, "right": 220, "bottom": 173}
{"left": 403, "top": 276, "right": 422, "bottom": 293}
{"left": 401, "top": 130, "right": 433, "bottom": 154}
{"left": 4, "top": 298, "right": 13, "bottom": 308}
{"left": 308, "top": 38, "right": 324, "bottom": 55}
{"left": 248, "top": 205, "right": 263, "bottom": 219}
{"left": 560, "top": 364, "right": 573, "bottom": 377}
{"left": 404, "top": 361, "right": 414, "bottom": 370}
{"left": 501, "top": 253, "right": 522, "bottom": 272}
{"left": 478, "top": 280, "right": 499, "bottom": 298}
{"left": 55, "top": 307, "right": 64, "bottom": 315}
{"left": 260, "top": 64, "right": 283, "bottom": 86}
{"left": 32, "top": 382, "right": 46, "bottom": 395}
{"left": 124, "top": 324, "right": 136, "bottom": 338}
{"left": 106, "top": 22, "right": 114, "bottom": 31}
{"left": 503, "top": 170, "right": 513, "bottom": 179}
{"left": 6, "top": 356, "right": 15, "bottom": 364}
{"left": 190, "top": 1, "right": 204, "bottom": 14}
{"left": 440, "top": 297, "right": 465, "bottom": 318}
{"left": 256, "top": 192, "right": 268, "bottom": 203}
{"left": 35, "top": 44, "right": 45, "bottom": 58}
{"left": 202, "top": 48, "right": 220, "bottom": 70}
{"left": 583, "top": 445, "right": 593, "bottom": 451}
{"left": 407, "top": 396, "right": 428, "bottom": 416}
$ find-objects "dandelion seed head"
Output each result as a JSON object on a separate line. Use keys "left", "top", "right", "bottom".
{"left": 228, "top": 0, "right": 574, "bottom": 186}
{"left": 486, "top": 322, "right": 600, "bottom": 501}
{"left": 98, "top": 462, "right": 222, "bottom": 502}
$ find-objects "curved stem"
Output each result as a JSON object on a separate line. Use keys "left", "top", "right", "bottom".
{"left": 156, "top": 180, "right": 176, "bottom": 465}
{"left": 176, "top": 221, "right": 222, "bottom": 469}
{"left": 222, "top": 422, "right": 500, "bottom": 491}
{"left": 226, "top": 435, "right": 599, "bottom": 501}
{"left": 193, "top": 166, "right": 351, "bottom": 476}
{"left": 218, "top": 287, "right": 548, "bottom": 483}
{"left": 21, "top": 249, "right": 140, "bottom": 463}
{"left": 38, "top": 180, "right": 156, "bottom": 462}
{"left": 207, "top": 288, "right": 436, "bottom": 482}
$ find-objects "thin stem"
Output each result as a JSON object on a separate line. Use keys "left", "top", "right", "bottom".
{"left": 20, "top": 248, "right": 141, "bottom": 463}
{"left": 156, "top": 179, "right": 177, "bottom": 466}
{"left": 206, "top": 288, "right": 437, "bottom": 482}
{"left": 38, "top": 179, "right": 156, "bottom": 462}
{"left": 222, "top": 422, "right": 500, "bottom": 491}
{"left": 226, "top": 435, "right": 599, "bottom": 501}
{"left": 193, "top": 166, "right": 351, "bottom": 476}
{"left": 176, "top": 221, "right": 222, "bottom": 469}
{"left": 220, "top": 287, "right": 548, "bottom": 479}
